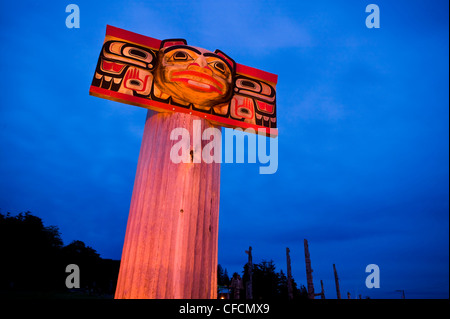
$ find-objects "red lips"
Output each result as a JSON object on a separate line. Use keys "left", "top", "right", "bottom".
{"left": 170, "top": 70, "right": 224, "bottom": 94}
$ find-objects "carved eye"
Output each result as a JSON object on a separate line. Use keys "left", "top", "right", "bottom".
{"left": 213, "top": 61, "right": 226, "bottom": 74}
{"left": 129, "top": 49, "right": 147, "bottom": 59}
{"left": 122, "top": 46, "right": 153, "bottom": 63}
{"left": 171, "top": 50, "right": 192, "bottom": 61}
{"left": 241, "top": 80, "right": 256, "bottom": 89}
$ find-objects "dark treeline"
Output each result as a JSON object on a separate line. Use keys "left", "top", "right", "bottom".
{"left": 0, "top": 211, "right": 119, "bottom": 296}
{"left": 218, "top": 260, "right": 308, "bottom": 300}
{"left": 2, "top": 211, "right": 307, "bottom": 299}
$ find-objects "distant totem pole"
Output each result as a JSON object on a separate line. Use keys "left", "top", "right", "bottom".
{"left": 286, "top": 247, "right": 294, "bottom": 300}
{"left": 245, "top": 246, "right": 253, "bottom": 300}
{"left": 304, "top": 239, "right": 315, "bottom": 299}
{"left": 319, "top": 280, "right": 325, "bottom": 299}
{"left": 303, "top": 239, "right": 325, "bottom": 299}
{"left": 230, "top": 273, "right": 243, "bottom": 299}
{"left": 333, "top": 264, "right": 341, "bottom": 299}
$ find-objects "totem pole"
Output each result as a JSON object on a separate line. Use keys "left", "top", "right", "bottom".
{"left": 230, "top": 273, "right": 243, "bottom": 299}
{"left": 319, "top": 279, "right": 325, "bottom": 299}
{"left": 245, "top": 246, "right": 253, "bottom": 300}
{"left": 286, "top": 247, "right": 294, "bottom": 300}
{"left": 333, "top": 264, "right": 341, "bottom": 299}
{"left": 304, "top": 239, "right": 315, "bottom": 299}
{"left": 89, "top": 25, "right": 278, "bottom": 298}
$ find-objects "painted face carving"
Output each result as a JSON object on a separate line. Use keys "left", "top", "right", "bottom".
{"left": 91, "top": 27, "right": 278, "bottom": 134}
{"left": 153, "top": 45, "right": 233, "bottom": 111}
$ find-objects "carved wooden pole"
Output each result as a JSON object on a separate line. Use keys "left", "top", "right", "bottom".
{"left": 114, "top": 110, "right": 221, "bottom": 299}
{"left": 304, "top": 239, "right": 315, "bottom": 299}
{"left": 286, "top": 247, "right": 294, "bottom": 300}
{"left": 245, "top": 246, "right": 253, "bottom": 300}
{"left": 333, "top": 264, "right": 341, "bottom": 299}
{"left": 319, "top": 280, "right": 325, "bottom": 299}
{"left": 230, "top": 274, "right": 243, "bottom": 299}
{"left": 89, "top": 25, "right": 279, "bottom": 300}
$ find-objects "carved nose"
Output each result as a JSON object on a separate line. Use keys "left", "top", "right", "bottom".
{"left": 187, "top": 60, "right": 213, "bottom": 76}
{"left": 194, "top": 55, "right": 208, "bottom": 68}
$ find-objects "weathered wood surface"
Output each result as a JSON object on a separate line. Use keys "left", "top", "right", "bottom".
{"left": 115, "top": 110, "right": 221, "bottom": 299}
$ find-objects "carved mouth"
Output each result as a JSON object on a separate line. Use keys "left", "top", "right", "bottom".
{"left": 170, "top": 70, "right": 223, "bottom": 94}
{"left": 101, "top": 60, "right": 126, "bottom": 74}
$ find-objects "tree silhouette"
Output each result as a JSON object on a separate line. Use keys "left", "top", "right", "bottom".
{"left": 242, "top": 259, "right": 308, "bottom": 300}
{"left": 278, "top": 269, "right": 288, "bottom": 297}
{"left": 0, "top": 211, "right": 119, "bottom": 296}
{"left": 217, "top": 264, "right": 230, "bottom": 286}
{"left": 0, "top": 211, "right": 64, "bottom": 290}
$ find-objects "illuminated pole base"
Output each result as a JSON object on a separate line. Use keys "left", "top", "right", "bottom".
{"left": 114, "top": 110, "right": 220, "bottom": 299}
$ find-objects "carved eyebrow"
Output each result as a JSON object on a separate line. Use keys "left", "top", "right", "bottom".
{"left": 164, "top": 45, "right": 202, "bottom": 55}
{"left": 203, "top": 53, "right": 232, "bottom": 71}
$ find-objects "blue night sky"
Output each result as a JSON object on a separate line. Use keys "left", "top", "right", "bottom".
{"left": 0, "top": 0, "right": 448, "bottom": 299}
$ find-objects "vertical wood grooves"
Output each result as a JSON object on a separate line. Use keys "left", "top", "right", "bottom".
{"left": 134, "top": 110, "right": 161, "bottom": 297}
{"left": 140, "top": 114, "right": 164, "bottom": 297}
{"left": 116, "top": 110, "right": 156, "bottom": 296}
{"left": 115, "top": 110, "right": 220, "bottom": 299}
